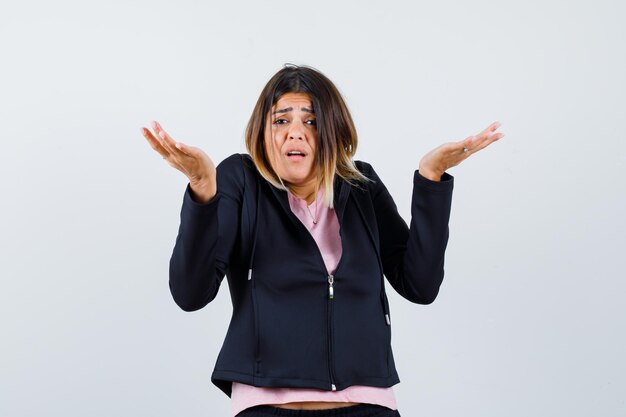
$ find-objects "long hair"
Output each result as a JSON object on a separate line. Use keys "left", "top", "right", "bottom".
{"left": 245, "top": 64, "right": 367, "bottom": 208}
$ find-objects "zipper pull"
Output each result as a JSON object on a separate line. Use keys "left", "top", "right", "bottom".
{"left": 328, "top": 274, "right": 334, "bottom": 299}
{"left": 248, "top": 269, "right": 252, "bottom": 280}
{"left": 385, "top": 313, "right": 391, "bottom": 326}
{"left": 331, "top": 383, "right": 337, "bottom": 391}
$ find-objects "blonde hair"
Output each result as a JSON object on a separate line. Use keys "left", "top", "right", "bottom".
{"left": 245, "top": 64, "right": 367, "bottom": 208}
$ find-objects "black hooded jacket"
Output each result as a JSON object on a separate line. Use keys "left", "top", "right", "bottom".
{"left": 169, "top": 153, "right": 454, "bottom": 397}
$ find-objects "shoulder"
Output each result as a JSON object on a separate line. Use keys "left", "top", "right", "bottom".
{"left": 216, "top": 153, "right": 253, "bottom": 197}
{"left": 217, "top": 153, "right": 257, "bottom": 174}
{"left": 217, "top": 153, "right": 247, "bottom": 171}
{"left": 353, "top": 159, "right": 382, "bottom": 187}
{"left": 354, "top": 159, "right": 375, "bottom": 178}
{"left": 353, "top": 159, "right": 372, "bottom": 174}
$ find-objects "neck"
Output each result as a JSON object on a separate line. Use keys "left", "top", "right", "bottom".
{"left": 289, "top": 181, "right": 318, "bottom": 205}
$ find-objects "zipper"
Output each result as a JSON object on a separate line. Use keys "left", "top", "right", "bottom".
{"left": 297, "top": 218, "right": 343, "bottom": 391}
{"left": 328, "top": 274, "right": 334, "bottom": 299}
{"left": 284, "top": 197, "right": 345, "bottom": 391}
{"left": 327, "top": 274, "right": 337, "bottom": 391}
{"left": 324, "top": 225, "right": 347, "bottom": 392}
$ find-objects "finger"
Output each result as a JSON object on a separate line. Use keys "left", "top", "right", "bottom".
{"left": 153, "top": 121, "right": 186, "bottom": 158}
{"left": 473, "top": 131, "right": 505, "bottom": 152}
{"left": 458, "top": 136, "right": 476, "bottom": 155}
{"left": 151, "top": 120, "right": 175, "bottom": 153}
{"left": 174, "top": 141, "right": 193, "bottom": 156}
{"left": 154, "top": 127, "right": 206, "bottom": 178}
{"left": 465, "top": 130, "right": 505, "bottom": 157}
{"left": 159, "top": 131, "right": 199, "bottom": 166}
{"left": 474, "top": 121, "right": 501, "bottom": 142}
{"left": 175, "top": 141, "right": 205, "bottom": 160}
{"left": 487, "top": 120, "right": 501, "bottom": 132}
{"left": 141, "top": 127, "right": 169, "bottom": 158}
{"left": 471, "top": 121, "right": 503, "bottom": 148}
{"left": 480, "top": 121, "right": 501, "bottom": 135}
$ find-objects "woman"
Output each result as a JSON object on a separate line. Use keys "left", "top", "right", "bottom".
{"left": 140, "top": 65, "right": 504, "bottom": 417}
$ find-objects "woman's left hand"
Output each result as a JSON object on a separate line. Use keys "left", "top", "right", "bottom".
{"left": 418, "top": 121, "right": 505, "bottom": 181}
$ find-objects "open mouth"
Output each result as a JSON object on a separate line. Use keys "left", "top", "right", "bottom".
{"left": 286, "top": 150, "right": 307, "bottom": 160}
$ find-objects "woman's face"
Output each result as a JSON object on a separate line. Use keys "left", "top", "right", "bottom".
{"left": 264, "top": 92, "right": 318, "bottom": 188}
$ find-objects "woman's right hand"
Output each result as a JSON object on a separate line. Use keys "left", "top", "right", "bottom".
{"left": 140, "top": 120, "right": 217, "bottom": 204}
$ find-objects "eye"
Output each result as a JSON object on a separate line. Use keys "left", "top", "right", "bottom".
{"left": 273, "top": 118, "right": 288, "bottom": 125}
{"left": 305, "top": 119, "right": 317, "bottom": 126}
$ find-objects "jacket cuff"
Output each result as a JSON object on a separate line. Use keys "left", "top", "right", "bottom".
{"left": 182, "top": 183, "right": 221, "bottom": 213}
{"left": 414, "top": 170, "right": 454, "bottom": 193}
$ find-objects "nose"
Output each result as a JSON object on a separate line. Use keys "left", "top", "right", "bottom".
{"left": 288, "top": 119, "right": 305, "bottom": 140}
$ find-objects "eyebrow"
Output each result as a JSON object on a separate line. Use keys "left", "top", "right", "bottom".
{"left": 272, "top": 106, "right": 315, "bottom": 115}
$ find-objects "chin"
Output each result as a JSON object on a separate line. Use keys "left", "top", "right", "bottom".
{"left": 278, "top": 167, "right": 314, "bottom": 183}
{"left": 282, "top": 175, "right": 309, "bottom": 185}
{"left": 284, "top": 175, "right": 314, "bottom": 187}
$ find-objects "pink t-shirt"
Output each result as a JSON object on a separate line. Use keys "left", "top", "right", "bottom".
{"left": 230, "top": 189, "right": 397, "bottom": 416}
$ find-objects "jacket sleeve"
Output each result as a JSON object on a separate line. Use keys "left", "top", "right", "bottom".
{"left": 368, "top": 164, "right": 454, "bottom": 304}
{"left": 168, "top": 154, "right": 244, "bottom": 312}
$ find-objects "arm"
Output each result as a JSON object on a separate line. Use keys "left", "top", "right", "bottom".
{"left": 140, "top": 122, "right": 248, "bottom": 312}
{"left": 372, "top": 120, "right": 504, "bottom": 303}
{"left": 169, "top": 154, "right": 244, "bottom": 312}
{"left": 368, "top": 165, "right": 454, "bottom": 304}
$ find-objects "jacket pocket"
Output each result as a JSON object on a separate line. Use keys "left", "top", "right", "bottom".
{"left": 381, "top": 290, "right": 392, "bottom": 376}
{"left": 253, "top": 283, "right": 329, "bottom": 382}
{"left": 250, "top": 276, "right": 261, "bottom": 377}
{"left": 334, "top": 294, "right": 390, "bottom": 380}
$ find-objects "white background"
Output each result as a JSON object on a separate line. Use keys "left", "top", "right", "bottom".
{"left": 1, "top": 1, "right": 625, "bottom": 416}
